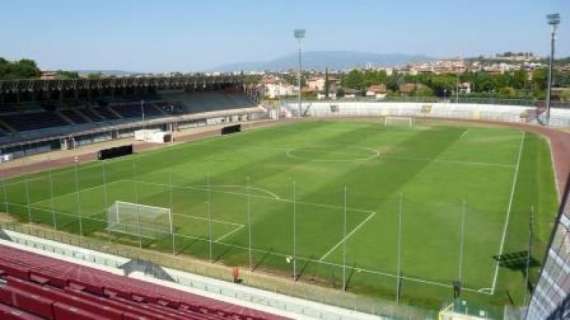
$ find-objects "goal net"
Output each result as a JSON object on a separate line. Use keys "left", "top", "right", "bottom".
{"left": 384, "top": 116, "right": 415, "bottom": 127}
{"left": 107, "top": 201, "right": 173, "bottom": 239}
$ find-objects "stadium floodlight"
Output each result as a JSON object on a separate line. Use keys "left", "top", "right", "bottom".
{"left": 294, "top": 29, "right": 306, "bottom": 118}
{"left": 545, "top": 13, "right": 560, "bottom": 126}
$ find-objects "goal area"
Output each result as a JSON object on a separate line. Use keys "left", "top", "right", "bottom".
{"left": 107, "top": 201, "right": 173, "bottom": 239}
{"left": 384, "top": 116, "right": 415, "bottom": 128}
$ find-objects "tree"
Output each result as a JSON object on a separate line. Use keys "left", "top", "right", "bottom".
{"left": 87, "top": 72, "right": 103, "bottom": 79}
{"left": 55, "top": 70, "right": 80, "bottom": 80}
{"left": 512, "top": 70, "right": 528, "bottom": 90}
{"left": 414, "top": 84, "right": 434, "bottom": 96}
{"left": 532, "top": 68, "right": 547, "bottom": 91}
{"left": 499, "top": 86, "right": 516, "bottom": 97}
{"left": 0, "top": 58, "right": 41, "bottom": 80}
{"left": 342, "top": 70, "right": 365, "bottom": 90}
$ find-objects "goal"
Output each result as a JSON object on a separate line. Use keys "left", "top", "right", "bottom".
{"left": 384, "top": 116, "right": 415, "bottom": 128}
{"left": 107, "top": 201, "right": 173, "bottom": 239}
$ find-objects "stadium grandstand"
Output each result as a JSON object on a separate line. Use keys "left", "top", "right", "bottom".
{"left": 0, "top": 76, "right": 265, "bottom": 159}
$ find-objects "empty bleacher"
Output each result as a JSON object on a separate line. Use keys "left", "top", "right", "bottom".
{"left": 110, "top": 103, "right": 165, "bottom": 119}
{"left": 0, "top": 112, "right": 69, "bottom": 132}
{"left": 78, "top": 108, "right": 105, "bottom": 122}
{"left": 93, "top": 106, "right": 121, "bottom": 120}
{"left": 59, "top": 109, "right": 89, "bottom": 125}
{"left": 0, "top": 244, "right": 284, "bottom": 320}
{"left": 0, "top": 91, "right": 257, "bottom": 148}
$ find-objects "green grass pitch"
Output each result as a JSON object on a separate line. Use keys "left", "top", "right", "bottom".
{"left": 0, "top": 119, "right": 558, "bottom": 312}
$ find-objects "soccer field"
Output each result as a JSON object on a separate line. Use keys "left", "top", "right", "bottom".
{"left": 0, "top": 119, "right": 558, "bottom": 311}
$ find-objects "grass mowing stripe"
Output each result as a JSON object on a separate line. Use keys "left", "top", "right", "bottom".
{"left": 170, "top": 229, "right": 489, "bottom": 295}
{"left": 491, "top": 131, "right": 525, "bottom": 293}
{"left": 1, "top": 121, "right": 555, "bottom": 311}
{"left": 128, "top": 179, "right": 376, "bottom": 214}
{"left": 381, "top": 155, "right": 515, "bottom": 168}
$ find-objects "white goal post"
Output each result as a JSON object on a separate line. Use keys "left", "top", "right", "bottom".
{"left": 384, "top": 116, "right": 415, "bottom": 127}
{"left": 107, "top": 201, "right": 173, "bottom": 239}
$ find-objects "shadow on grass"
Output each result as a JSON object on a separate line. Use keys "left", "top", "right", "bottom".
{"left": 214, "top": 243, "right": 235, "bottom": 263}
{"left": 253, "top": 248, "right": 273, "bottom": 271}
{"left": 296, "top": 255, "right": 315, "bottom": 281}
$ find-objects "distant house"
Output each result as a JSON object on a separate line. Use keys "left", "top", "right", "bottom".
{"left": 262, "top": 76, "right": 297, "bottom": 99}
{"left": 40, "top": 71, "right": 57, "bottom": 80}
{"left": 459, "top": 82, "right": 472, "bottom": 94}
{"left": 307, "top": 76, "right": 339, "bottom": 93}
{"left": 366, "top": 84, "right": 387, "bottom": 99}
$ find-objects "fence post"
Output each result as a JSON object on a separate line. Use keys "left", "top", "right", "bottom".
{"left": 169, "top": 170, "right": 175, "bottom": 255}
{"left": 132, "top": 159, "right": 142, "bottom": 248}
{"left": 207, "top": 174, "right": 213, "bottom": 263}
{"left": 292, "top": 180, "right": 297, "bottom": 281}
{"left": 247, "top": 176, "right": 253, "bottom": 271}
{"left": 0, "top": 171, "right": 8, "bottom": 214}
{"left": 396, "top": 192, "right": 403, "bottom": 304}
{"left": 49, "top": 167, "right": 57, "bottom": 230}
{"left": 458, "top": 200, "right": 467, "bottom": 284}
{"left": 342, "top": 185, "right": 347, "bottom": 292}
{"left": 25, "top": 179, "right": 32, "bottom": 223}
{"left": 74, "top": 159, "right": 83, "bottom": 237}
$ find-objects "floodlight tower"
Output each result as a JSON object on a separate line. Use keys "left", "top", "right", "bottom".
{"left": 294, "top": 29, "right": 306, "bottom": 117}
{"left": 545, "top": 13, "right": 560, "bottom": 125}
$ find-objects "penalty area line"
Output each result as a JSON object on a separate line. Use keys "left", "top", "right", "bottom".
{"left": 215, "top": 224, "right": 245, "bottom": 242}
{"left": 319, "top": 211, "right": 377, "bottom": 261}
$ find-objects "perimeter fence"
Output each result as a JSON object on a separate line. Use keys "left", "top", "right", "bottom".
{"left": 0, "top": 155, "right": 542, "bottom": 319}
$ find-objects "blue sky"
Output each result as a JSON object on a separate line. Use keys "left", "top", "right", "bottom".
{"left": 1, "top": 0, "right": 568, "bottom": 72}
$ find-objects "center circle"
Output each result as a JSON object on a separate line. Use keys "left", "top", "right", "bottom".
{"left": 286, "top": 146, "right": 380, "bottom": 162}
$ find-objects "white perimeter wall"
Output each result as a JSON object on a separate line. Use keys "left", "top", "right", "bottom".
{"left": 284, "top": 102, "right": 570, "bottom": 128}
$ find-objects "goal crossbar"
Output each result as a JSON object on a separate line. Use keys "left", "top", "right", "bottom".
{"left": 107, "top": 201, "right": 174, "bottom": 239}
{"left": 384, "top": 116, "right": 415, "bottom": 127}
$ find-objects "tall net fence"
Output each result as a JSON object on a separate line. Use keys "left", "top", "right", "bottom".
{"left": 526, "top": 174, "right": 570, "bottom": 320}
{"left": 0, "top": 157, "right": 544, "bottom": 319}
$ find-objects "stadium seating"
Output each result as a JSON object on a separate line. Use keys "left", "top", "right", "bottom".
{"left": 93, "top": 106, "right": 121, "bottom": 120}
{"left": 60, "top": 109, "right": 90, "bottom": 125}
{"left": 0, "top": 112, "right": 69, "bottom": 132}
{"left": 110, "top": 103, "right": 165, "bottom": 119}
{"left": 0, "top": 244, "right": 285, "bottom": 320}
{"left": 0, "top": 92, "right": 256, "bottom": 145}
{"left": 78, "top": 108, "right": 106, "bottom": 122}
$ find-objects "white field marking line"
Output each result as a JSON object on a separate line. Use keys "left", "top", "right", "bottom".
{"left": 173, "top": 212, "right": 244, "bottom": 228}
{"left": 194, "top": 184, "right": 281, "bottom": 200}
{"left": 215, "top": 224, "right": 245, "bottom": 242}
{"left": 286, "top": 146, "right": 380, "bottom": 162}
{"left": 127, "top": 179, "right": 376, "bottom": 215}
{"left": 381, "top": 155, "right": 515, "bottom": 169}
{"left": 491, "top": 131, "right": 525, "bottom": 294}
{"left": 245, "top": 144, "right": 512, "bottom": 168}
{"left": 10, "top": 200, "right": 489, "bottom": 296}
{"left": 28, "top": 180, "right": 125, "bottom": 207}
{"left": 22, "top": 202, "right": 244, "bottom": 229}
{"left": 319, "top": 211, "right": 377, "bottom": 261}
{"left": 459, "top": 129, "right": 469, "bottom": 139}
{"left": 170, "top": 232, "right": 489, "bottom": 295}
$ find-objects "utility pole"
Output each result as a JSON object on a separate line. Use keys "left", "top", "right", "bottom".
{"left": 292, "top": 180, "right": 297, "bottom": 281}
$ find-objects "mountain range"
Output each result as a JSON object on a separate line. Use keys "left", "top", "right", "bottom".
{"left": 211, "top": 51, "right": 433, "bottom": 72}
